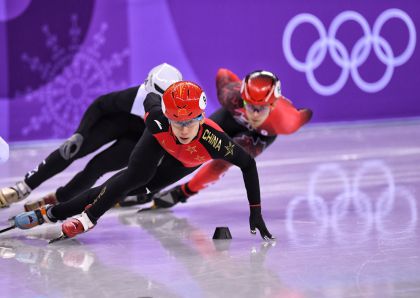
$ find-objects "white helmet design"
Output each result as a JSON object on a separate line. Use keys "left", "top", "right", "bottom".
{"left": 145, "top": 63, "right": 183, "bottom": 94}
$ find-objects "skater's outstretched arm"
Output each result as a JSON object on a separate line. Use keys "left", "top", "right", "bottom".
{"left": 197, "top": 120, "right": 274, "bottom": 240}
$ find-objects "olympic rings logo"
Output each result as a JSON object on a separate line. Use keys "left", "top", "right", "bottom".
{"left": 286, "top": 160, "right": 417, "bottom": 246}
{"left": 282, "top": 9, "right": 417, "bottom": 95}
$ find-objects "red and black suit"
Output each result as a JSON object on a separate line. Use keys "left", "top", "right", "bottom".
{"left": 184, "top": 69, "right": 312, "bottom": 194}
{"left": 50, "top": 92, "right": 262, "bottom": 221}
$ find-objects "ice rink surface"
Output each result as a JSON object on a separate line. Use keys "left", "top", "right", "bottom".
{"left": 1, "top": 119, "right": 420, "bottom": 298}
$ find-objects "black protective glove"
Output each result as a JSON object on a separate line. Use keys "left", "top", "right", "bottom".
{"left": 59, "top": 133, "right": 84, "bottom": 160}
{"left": 249, "top": 206, "right": 275, "bottom": 241}
{"left": 153, "top": 185, "right": 189, "bottom": 209}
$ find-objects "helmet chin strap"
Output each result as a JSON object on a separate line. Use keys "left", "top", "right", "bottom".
{"left": 199, "top": 113, "right": 205, "bottom": 125}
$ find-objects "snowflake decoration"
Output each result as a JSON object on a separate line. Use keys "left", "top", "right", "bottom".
{"left": 20, "top": 15, "right": 130, "bottom": 137}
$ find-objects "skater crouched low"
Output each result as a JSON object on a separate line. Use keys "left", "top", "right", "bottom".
{"left": 11, "top": 80, "right": 274, "bottom": 242}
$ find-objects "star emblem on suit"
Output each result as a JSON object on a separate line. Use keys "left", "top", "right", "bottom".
{"left": 194, "top": 155, "right": 206, "bottom": 163}
{"left": 186, "top": 145, "right": 197, "bottom": 154}
{"left": 224, "top": 142, "right": 235, "bottom": 157}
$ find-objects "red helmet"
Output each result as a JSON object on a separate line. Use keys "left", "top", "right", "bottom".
{"left": 162, "top": 81, "right": 207, "bottom": 121}
{"left": 240, "top": 70, "right": 281, "bottom": 105}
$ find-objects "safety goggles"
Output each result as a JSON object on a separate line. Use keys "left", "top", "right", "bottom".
{"left": 243, "top": 101, "right": 270, "bottom": 114}
{"left": 169, "top": 114, "right": 204, "bottom": 128}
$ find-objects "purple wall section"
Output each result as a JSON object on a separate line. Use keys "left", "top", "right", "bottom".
{"left": 165, "top": 0, "right": 420, "bottom": 122}
{"left": 0, "top": 0, "right": 419, "bottom": 142}
{"left": 0, "top": 4, "right": 8, "bottom": 140}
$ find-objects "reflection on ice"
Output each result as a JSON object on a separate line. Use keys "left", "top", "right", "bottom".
{"left": 286, "top": 160, "right": 418, "bottom": 246}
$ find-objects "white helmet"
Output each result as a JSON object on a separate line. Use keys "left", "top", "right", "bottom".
{"left": 144, "top": 63, "right": 183, "bottom": 95}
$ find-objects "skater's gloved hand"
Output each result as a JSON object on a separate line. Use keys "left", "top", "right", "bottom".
{"left": 59, "top": 133, "right": 84, "bottom": 160}
{"left": 249, "top": 205, "right": 275, "bottom": 241}
{"left": 153, "top": 185, "right": 188, "bottom": 209}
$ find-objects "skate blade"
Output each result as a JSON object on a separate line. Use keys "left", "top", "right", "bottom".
{"left": 49, "top": 233, "right": 70, "bottom": 244}
{"left": 137, "top": 205, "right": 172, "bottom": 214}
{"left": 0, "top": 225, "right": 16, "bottom": 234}
{"left": 137, "top": 203, "right": 159, "bottom": 213}
{"left": 137, "top": 206, "right": 157, "bottom": 213}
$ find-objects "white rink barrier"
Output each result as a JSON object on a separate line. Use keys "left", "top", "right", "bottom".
{"left": 0, "top": 137, "right": 9, "bottom": 163}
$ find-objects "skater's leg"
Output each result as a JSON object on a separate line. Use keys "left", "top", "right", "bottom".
{"left": 50, "top": 177, "right": 121, "bottom": 221}
{"left": 55, "top": 130, "right": 164, "bottom": 238}
{"left": 73, "top": 130, "right": 164, "bottom": 221}
{"left": 128, "top": 156, "right": 198, "bottom": 208}
{"left": 24, "top": 116, "right": 128, "bottom": 190}
{"left": 55, "top": 136, "right": 138, "bottom": 202}
{"left": 1, "top": 116, "right": 128, "bottom": 208}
